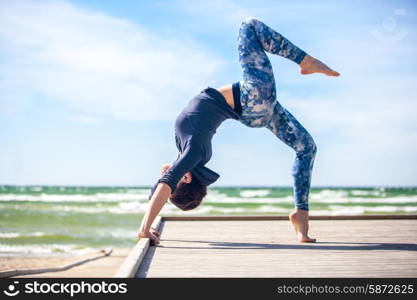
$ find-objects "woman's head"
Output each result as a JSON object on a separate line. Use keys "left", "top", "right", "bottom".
{"left": 169, "top": 172, "right": 207, "bottom": 211}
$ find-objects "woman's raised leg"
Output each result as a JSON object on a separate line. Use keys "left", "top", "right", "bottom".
{"left": 237, "top": 17, "right": 308, "bottom": 127}
{"left": 238, "top": 18, "right": 339, "bottom": 97}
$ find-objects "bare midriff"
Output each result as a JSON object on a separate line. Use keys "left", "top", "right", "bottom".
{"left": 215, "top": 84, "right": 235, "bottom": 110}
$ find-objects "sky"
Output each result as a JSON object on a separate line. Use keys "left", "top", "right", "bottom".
{"left": 0, "top": 0, "right": 416, "bottom": 187}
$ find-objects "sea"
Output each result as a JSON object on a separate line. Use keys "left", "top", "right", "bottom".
{"left": 0, "top": 185, "right": 416, "bottom": 257}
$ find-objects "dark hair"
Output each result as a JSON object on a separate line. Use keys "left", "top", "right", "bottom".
{"left": 169, "top": 174, "right": 207, "bottom": 211}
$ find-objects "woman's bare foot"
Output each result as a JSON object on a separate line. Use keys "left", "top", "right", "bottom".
{"left": 289, "top": 209, "right": 316, "bottom": 243}
{"left": 299, "top": 55, "right": 340, "bottom": 76}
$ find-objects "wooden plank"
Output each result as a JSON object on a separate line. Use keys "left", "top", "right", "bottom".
{"left": 113, "top": 216, "right": 161, "bottom": 278}
{"left": 162, "top": 215, "right": 417, "bottom": 221}
{"left": 136, "top": 219, "right": 417, "bottom": 278}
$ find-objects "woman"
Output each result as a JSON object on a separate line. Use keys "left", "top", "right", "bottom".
{"left": 138, "top": 17, "right": 339, "bottom": 245}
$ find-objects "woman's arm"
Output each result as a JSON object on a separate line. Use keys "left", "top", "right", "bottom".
{"left": 138, "top": 182, "right": 171, "bottom": 245}
{"left": 141, "top": 145, "right": 202, "bottom": 244}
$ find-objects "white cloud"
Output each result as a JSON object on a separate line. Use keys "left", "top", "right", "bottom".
{"left": 1, "top": 0, "right": 416, "bottom": 186}
{"left": 0, "top": 0, "right": 225, "bottom": 121}
{"left": 169, "top": 0, "right": 417, "bottom": 185}
{"left": 68, "top": 114, "right": 102, "bottom": 124}
{"left": 166, "top": 0, "right": 340, "bottom": 30}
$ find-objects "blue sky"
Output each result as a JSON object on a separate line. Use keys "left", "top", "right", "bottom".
{"left": 1, "top": 0, "right": 416, "bottom": 187}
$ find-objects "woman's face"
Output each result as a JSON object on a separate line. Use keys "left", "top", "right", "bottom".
{"left": 179, "top": 172, "right": 192, "bottom": 184}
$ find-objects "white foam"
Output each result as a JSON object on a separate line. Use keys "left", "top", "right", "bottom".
{"left": 239, "top": 189, "right": 271, "bottom": 198}
{"left": 0, "top": 233, "right": 20, "bottom": 238}
{"left": 0, "top": 192, "right": 150, "bottom": 202}
{"left": 312, "top": 189, "right": 348, "bottom": 199}
{"left": 25, "top": 202, "right": 149, "bottom": 214}
{"left": 350, "top": 190, "right": 386, "bottom": 197}
{"left": 3, "top": 196, "right": 416, "bottom": 215}
{"left": 312, "top": 196, "right": 417, "bottom": 204}
{"left": 205, "top": 191, "right": 417, "bottom": 204}
{"left": 1, "top": 188, "right": 416, "bottom": 216}
{"left": 91, "top": 228, "right": 137, "bottom": 239}
{"left": 205, "top": 196, "right": 294, "bottom": 204}
{"left": 0, "top": 244, "right": 94, "bottom": 257}
{"left": 327, "top": 205, "right": 417, "bottom": 215}
{"left": 0, "top": 232, "right": 47, "bottom": 238}
{"left": 159, "top": 204, "right": 291, "bottom": 215}
{"left": 125, "top": 188, "right": 148, "bottom": 194}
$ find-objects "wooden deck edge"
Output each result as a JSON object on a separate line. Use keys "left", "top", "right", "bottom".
{"left": 113, "top": 216, "right": 162, "bottom": 278}
{"left": 113, "top": 214, "right": 416, "bottom": 278}
{"left": 161, "top": 214, "right": 417, "bottom": 221}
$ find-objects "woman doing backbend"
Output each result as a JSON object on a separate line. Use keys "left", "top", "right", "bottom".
{"left": 139, "top": 17, "right": 339, "bottom": 245}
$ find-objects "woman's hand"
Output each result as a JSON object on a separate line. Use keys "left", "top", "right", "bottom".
{"left": 138, "top": 229, "right": 160, "bottom": 246}
{"left": 150, "top": 226, "right": 160, "bottom": 238}
{"left": 137, "top": 182, "right": 170, "bottom": 247}
{"left": 160, "top": 164, "right": 172, "bottom": 176}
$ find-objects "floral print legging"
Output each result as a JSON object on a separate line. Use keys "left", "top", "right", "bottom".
{"left": 237, "top": 17, "right": 317, "bottom": 211}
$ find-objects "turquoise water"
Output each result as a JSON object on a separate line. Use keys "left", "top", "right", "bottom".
{"left": 0, "top": 185, "right": 416, "bottom": 256}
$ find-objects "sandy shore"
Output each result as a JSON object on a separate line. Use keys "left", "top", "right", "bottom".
{"left": 0, "top": 248, "right": 131, "bottom": 277}
{"left": 0, "top": 255, "right": 75, "bottom": 272}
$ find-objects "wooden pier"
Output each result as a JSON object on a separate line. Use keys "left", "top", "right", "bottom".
{"left": 115, "top": 215, "right": 417, "bottom": 278}
{"left": 5, "top": 215, "right": 416, "bottom": 278}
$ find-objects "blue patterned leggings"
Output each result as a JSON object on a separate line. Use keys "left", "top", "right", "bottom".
{"left": 237, "top": 17, "right": 317, "bottom": 211}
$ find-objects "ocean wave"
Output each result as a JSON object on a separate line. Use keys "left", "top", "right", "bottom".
{"left": 0, "top": 187, "right": 415, "bottom": 204}
{"left": 0, "top": 192, "right": 149, "bottom": 202}
{"left": 95, "top": 229, "right": 137, "bottom": 239}
{"left": 1, "top": 201, "right": 206, "bottom": 215}
{"left": 159, "top": 204, "right": 291, "bottom": 215}
{"left": 311, "top": 196, "right": 417, "bottom": 204}
{"left": 6, "top": 202, "right": 149, "bottom": 214}
{"left": 311, "top": 189, "right": 348, "bottom": 198}
{"left": 326, "top": 205, "right": 417, "bottom": 215}
{"left": 0, "top": 232, "right": 46, "bottom": 239}
{"left": 205, "top": 194, "right": 417, "bottom": 204}
{"left": 161, "top": 204, "right": 417, "bottom": 216}
{"left": 350, "top": 190, "right": 386, "bottom": 197}
{"left": 0, "top": 244, "right": 95, "bottom": 257}
{"left": 0, "top": 233, "right": 20, "bottom": 238}
{"left": 3, "top": 197, "right": 416, "bottom": 215}
{"left": 204, "top": 196, "right": 294, "bottom": 204}
{"left": 239, "top": 189, "right": 271, "bottom": 198}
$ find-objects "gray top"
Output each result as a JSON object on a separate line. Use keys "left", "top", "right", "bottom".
{"left": 148, "top": 83, "right": 241, "bottom": 200}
